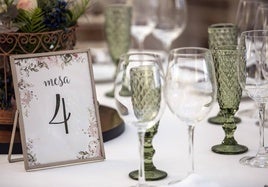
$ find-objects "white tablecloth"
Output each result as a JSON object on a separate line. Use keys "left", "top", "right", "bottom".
{"left": 0, "top": 82, "right": 267, "bottom": 187}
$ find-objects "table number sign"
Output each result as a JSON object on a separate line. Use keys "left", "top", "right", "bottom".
{"left": 9, "top": 49, "right": 105, "bottom": 171}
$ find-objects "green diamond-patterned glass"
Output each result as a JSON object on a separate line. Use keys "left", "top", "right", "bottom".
{"left": 211, "top": 45, "right": 248, "bottom": 154}
{"left": 207, "top": 23, "right": 241, "bottom": 125}
{"left": 130, "top": 66, "right": 161, "bottom": 122}
{"left": 128, "top": 65, "right": 167, "bottom": 180}
{"left": 104, "top": 5, "right": 132, "bottom": 97}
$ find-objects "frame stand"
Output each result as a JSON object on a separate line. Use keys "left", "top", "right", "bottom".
{"left": 8, "top": 110, "right": 23, "bottom": 163}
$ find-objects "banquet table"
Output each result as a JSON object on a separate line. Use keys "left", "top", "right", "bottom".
{"left": 0, "top": 79, "right": 267, "bottom": 187}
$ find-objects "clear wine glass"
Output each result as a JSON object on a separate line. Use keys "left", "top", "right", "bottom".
{"left": 234, "top": 0, "right": 262, "bottom": 118}
{"left": 235, "top": 0, "right": 262, "bottom": 36}
{"left": 165, "top": 47, "right": 217, "bottom": 184}
{"left": 238, "top": 30, "right": 268, "bottom": 168}
{"left": 114, "top": 53, "right": 166, "bottom": 186}
{"left": 152, "top": 0, "right": 187, "bottom": 53}
{"left": 254, "top": 3, "right": 268, "bottom": 127}
{"left": 131, "top": 0, "right": 156, "bottom": 50}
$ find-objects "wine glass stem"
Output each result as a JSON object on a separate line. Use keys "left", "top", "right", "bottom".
{"left": 257, "top": 102, "right": 265, "bottom": 149}
{"left": 138, "top": 39, "right": 144, "bottom": 51}
{"left": 138, "top": 129, "right": 146, "bottom": 184}
{"left": 188, "top": 125, "right": 195, "bottom": 175}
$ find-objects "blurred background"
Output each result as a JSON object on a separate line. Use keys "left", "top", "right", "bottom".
{"left": 76, "top": 0, "right": 241, "bottom": 50}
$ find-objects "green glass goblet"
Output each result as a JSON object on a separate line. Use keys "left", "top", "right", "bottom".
{"left": 211, "top": 45, "right": 248, "bottom": 154}
{"left": 207, "top": 23, "right": 241, "bottom": 125}
{"left": 127, "top": 62, "right": 167, "bottom": 181}
{"left": 104, "top": 4, "right": 132, "bottom": 97}
{"left": 129, "top": 121, "right": 168, "bottom": 181}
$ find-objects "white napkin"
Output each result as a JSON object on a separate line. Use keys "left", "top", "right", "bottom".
{"left": 165, "top": 174, "right": 221, "bottom": 187}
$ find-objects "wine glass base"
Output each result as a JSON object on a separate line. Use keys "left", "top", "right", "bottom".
{"left": 240, "top": 154, "right": 268, "bottom": 168}
{"left": 208, "top": 115, "right": 241, "bottom": 125}
{"left": 129, "top": 169, "right": 168, "bottom": 181}
{"left": 211, "top": 144, "right": 248, "bottom": 155}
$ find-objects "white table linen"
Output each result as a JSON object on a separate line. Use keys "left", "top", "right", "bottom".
{"left": 0, "top": 82, "right": 267, "bottom": 187}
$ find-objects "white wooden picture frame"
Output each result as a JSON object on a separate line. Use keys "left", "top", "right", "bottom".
{"left": 9, "top": 49, "right": 105, "bottom": 171}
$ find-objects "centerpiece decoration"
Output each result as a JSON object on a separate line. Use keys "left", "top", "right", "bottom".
{"left": 0, "top": 0, "right": 90, "bottom": 125}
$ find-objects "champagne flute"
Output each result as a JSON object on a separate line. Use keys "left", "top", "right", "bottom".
{"left": 104, "top": 4, "right": 132, "bottom": 97}
{"left": 131, "top": 0, "right": 156, "bottom": 50}
{"left": 211, "top": 45, "right": 248, "bottom": 154}
{"left": 152, "top": 0, "right": 187, "bottom": 53}
{"left": 114, "top": 53, "right": 165, "bottom": 186}
{"left": 207, "top": 23, "right": 240, "bottom": 125}
{"left": 238, "top": 30, "right": 268, "bottom": 168}
{"left": 165, "top": 47, "right": 217, "bottom": 183}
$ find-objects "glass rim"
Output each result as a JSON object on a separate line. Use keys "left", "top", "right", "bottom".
{"left": 208, "top": 23, "right": 237, "bottom": 29}
{"left": 119, "top": 52, "right": 161, "bottom": 60}
{"left": 169, "top": 47, "right": 211, "bottom": 57}
{"left": 241, "top": 30, "right": 268, "bottom": 37}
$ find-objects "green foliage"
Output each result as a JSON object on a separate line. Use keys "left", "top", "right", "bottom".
{"left": 3, "top": 0, "right": 14, "bottom": 6}
{"left": 15, "top": 8, "right": 48, "bottom": 33}
{"left": 67, "top": 0, "right": 90, "bottom": 26}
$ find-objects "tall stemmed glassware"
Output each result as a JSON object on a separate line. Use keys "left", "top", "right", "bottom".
{"left": 235, "top": 0, "right": 262, "bottom": 36}
{"left": 207, "top": 23, "right": 240, "bottom": 125}
{"left": 254, "top": 3, "right": 268, "bottom": 30}
{"left": 131, "top": 1, "right": 167, "bottom": 180}
{"left": 152, "top": 0, "right": 187, "bottom": 53}
{"left": 238, "top": 30, "right": 268, "bottom": 168}
{"left": 234, "top": 0, "right": 263, "bottom": 118}
{"left": 114, "top": 53, "right": 166, "bottom": 186}
{"left": 165, "top": 48, "right": 217, "bottom": 183}
{"left": 104, "top": 4, "right": 132, "bottom": 97}
{"left": 254, "top": 4, "right": 268, "bottom": 127}
{"left": 211, "top": 45, "right": 248, "bottom": 154}
{"left": 131, "top": 0, "right": 156, "bottom": 50}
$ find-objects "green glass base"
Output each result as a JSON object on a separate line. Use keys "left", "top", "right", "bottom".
{"left": 129, "top": 169, "right": 168, "bottom": 181}
{"left": 105, "top": 89, "right": 114, "bottom": 98}
{"left": 211, "top": 144, "right": 248, "bottom": 155}
{"left": 208, "top": 115, "right": 241, "bottom": 125}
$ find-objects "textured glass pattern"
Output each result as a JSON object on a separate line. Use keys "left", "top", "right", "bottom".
{"left": 104, "top": 5, "right": 132, "bottom": 64}
{"left": 208, "top": 23, "right": 238, "bottom": 49}
{"left": 130, "top": 66, "right": 161, "bottom": 122}
{"left": 207, "top": 23, "right": 240, "bottom": 124}
{"left": 104, "top": 5, "right": 132, "bottom": 97}
{"left": 211, "top": 46, "right": 248, "bottom": 154}
{"left": 216, "top": 48, "right": 242, "bottom": 111}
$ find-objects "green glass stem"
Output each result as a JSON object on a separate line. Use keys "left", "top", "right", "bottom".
{"left": 222, "top": 122, "right": 237, "bottom": 145}
{"left": 212, "top": 109, "right": 248, "bottom": 154}
{"left": 129, "top": 121, "right": 168, "bottom": 181}
{"left": 208, "top": 110, "right": 241, "bottom": 125}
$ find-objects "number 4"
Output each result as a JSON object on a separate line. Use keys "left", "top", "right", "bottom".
{"left": 49, "top": 94, "right": 71, "bottom": 134}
